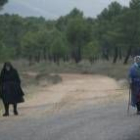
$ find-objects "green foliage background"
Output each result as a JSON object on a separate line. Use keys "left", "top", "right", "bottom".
{"left": 0, "top": 0, "right": 140, "bottom": 64}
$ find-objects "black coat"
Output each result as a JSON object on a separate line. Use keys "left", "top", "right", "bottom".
{"left": 0, "top": 68, "right": 24, "bottom": 104}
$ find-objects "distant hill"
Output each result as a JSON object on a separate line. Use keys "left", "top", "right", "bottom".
{"left": 1, "top": 0, "right": 130, "bottom": 19}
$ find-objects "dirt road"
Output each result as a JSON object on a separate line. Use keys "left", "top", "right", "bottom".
{"left": 0, "top": 74, "right": 139, "bottom": 140}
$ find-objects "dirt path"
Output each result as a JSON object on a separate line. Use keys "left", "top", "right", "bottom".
{"left": 18, "top": 74, "right": 126, "bottom": 117}
{"left": 0, "top": 74, "right": 139, "bottom": 140}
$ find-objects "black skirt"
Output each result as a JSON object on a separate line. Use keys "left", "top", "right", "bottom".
{"left": 1, "top": 82, "right": 24, "bottom": 104}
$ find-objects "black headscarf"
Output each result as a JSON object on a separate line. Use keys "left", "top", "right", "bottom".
{"left": 2, "top": 62, "right": 14, "bottom": 72}
{"left": 0, "top": 62, "right": 20, "bottom": 84}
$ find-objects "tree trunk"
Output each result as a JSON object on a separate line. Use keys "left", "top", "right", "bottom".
{"left": 28, "top": 56, "right": 33, "bottom": 66}
{"left": 43, "top": 48, "right": 47, "bottom": 61}
{"left": 35, "top": 53, "right": 41, "bottom": 63}
{"left": 74, "top": 46, "right": 81, "bottom": 63}
{"left": 124, "top": 46, "right": 132, "bottom": 64}
{"left": 78, "top": 46, "right": 82, "bottom": 62}
{"left": 113, "top": 47, "right": 118, "bottom": 64}
{"left": 119, "top": 48, "right": 122, "bottom": 60}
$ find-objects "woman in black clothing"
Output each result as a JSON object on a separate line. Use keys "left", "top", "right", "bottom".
{"left": 0, "top": 62, "right": 24, "bottom": 117}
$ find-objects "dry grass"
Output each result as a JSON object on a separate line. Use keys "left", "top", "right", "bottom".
{"left": 11, "top": 60, "right": 131, "bottom": 79}
{"left": 0, "top": 60, "right": 131, "bottom": 89}
{"left": 0, "top": 60, "right": 131, "bottom": 81}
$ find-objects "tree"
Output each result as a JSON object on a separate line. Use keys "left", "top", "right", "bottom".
{"left": 1, "top": 1, "right": 140, "bottom": 65}
{"left": 66, "top": 16, "right": 92, "bottom": 63}
{"left": 21, "top": 31, "right": 36, "bottom": 63}
{"left": 21, "top": 30, "right": 50, "bottom": 63}
{"left": 98, "top": 2, "right": 123, "bottom": 21}
{"left": 82, "top": 41, "right": 99, "bottom": 63}
{"left": 0, "top": 41, "right": 15, "bottom": 61}
{"left": 50, "top": 36, "right": 69, "bottom": 64}
{"left": 0, "top": 0, "right": 8, "bottom": 10}
{"left": 96, "top": 2, "right": 124, "bottom": 62}
{"left": 122, "top": 0, "right": 140, "bottom": 64}
{"left": 56, "top": 8, "right": 83, "bottom": 32}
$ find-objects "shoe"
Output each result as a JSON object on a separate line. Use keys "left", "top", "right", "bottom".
{"left": 3, "top": 113, "right": 9, "bottom": 117}
{"left": 137, "top": 111, "right": 140, "bottom": 115}
{"left": 14, "top": 111, "right": 18, "bottom": 116}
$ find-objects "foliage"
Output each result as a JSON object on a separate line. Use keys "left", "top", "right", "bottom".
{"left": 0, "top": 0, "right": 8, "bottom": 10}
{"left": 0, "top": 0, "right": 140, "bottom": 64}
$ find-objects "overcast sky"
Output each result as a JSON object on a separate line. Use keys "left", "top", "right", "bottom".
{"left": 1, "top": 0, "right": 130, "bottom": 19}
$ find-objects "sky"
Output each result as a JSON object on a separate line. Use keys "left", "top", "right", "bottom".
{"left": 1, "top": 0, "right": 130, "bottom": 19}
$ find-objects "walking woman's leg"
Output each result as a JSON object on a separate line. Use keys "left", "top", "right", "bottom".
{"left": 3, "top": 102, "right": 9, "bottom": 116}
{"left": 13, "top": 103, "right": 18, "bottom": 115}
{"left": 136, "top": 102, "right": 140, "bottom": 114}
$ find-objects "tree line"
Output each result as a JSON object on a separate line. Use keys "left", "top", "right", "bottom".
{"left": 0, "top": 0, "right": 140, "bottom": 64}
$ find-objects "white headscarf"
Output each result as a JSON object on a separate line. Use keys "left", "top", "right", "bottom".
{"left": 134, "top": 56, "right": 140, "bottom": 67}
{"left": 134, "top": 56, "right": 140, "bottom": 63}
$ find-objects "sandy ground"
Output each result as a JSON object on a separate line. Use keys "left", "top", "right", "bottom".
{"left": 19, "top": 74, "right": 127, "bottom": 116}
{"left": 0, "top": 74, "right": 139, "bottom": 140}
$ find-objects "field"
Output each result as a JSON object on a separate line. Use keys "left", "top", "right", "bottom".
{"left": 0, "top": 60, "right": 131, "bottom": 86}
{"left": 0, "top": 72, "right": 139, "bottom": 140}
{"left": 0, "top": 61, "right": 139, "bottom": 140}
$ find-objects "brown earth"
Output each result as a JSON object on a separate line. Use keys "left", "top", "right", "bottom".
{"left": 0, "top": 74, "right": 139, "bottom": 140}
{"left": 19, "top": 74, "right": 127, "bottom": 117}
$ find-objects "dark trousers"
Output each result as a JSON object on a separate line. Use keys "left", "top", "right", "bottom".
{"left": 3, "top": 102, "right": 17, "bottom": 114}
{"left": 136, "top": 102, "right": 140, "bottom": 112}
